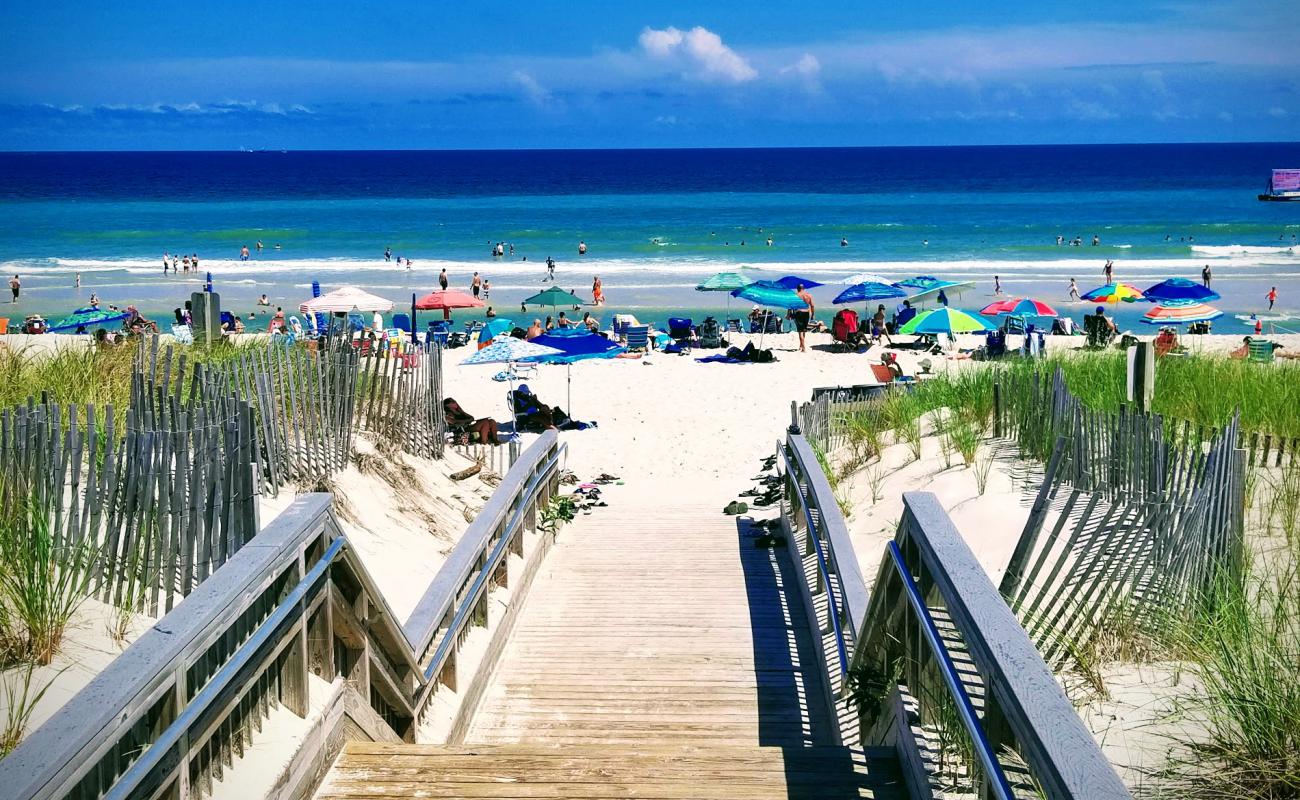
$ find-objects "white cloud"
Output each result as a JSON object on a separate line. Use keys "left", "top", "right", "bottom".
{"left": 781, "top": 53, "right": 821, "bottom": 77}
{"left": 639, "top": 26, "right": 757, "bottom": 83}
{"left": 512, "top": 70, "right": 552, "bottom": 106}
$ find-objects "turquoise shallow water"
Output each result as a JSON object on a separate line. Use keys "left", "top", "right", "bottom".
{"left": 1, "top": 145, "right": 1298, "bottom": 332}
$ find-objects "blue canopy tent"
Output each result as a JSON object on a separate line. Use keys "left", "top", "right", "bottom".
{"left": 521, "top": 327, "right": 626, "bottom": 415}
{"left": 896, "top": 275, "right": 975, "bottom": 305}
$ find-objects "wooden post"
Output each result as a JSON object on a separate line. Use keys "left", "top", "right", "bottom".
{"left": 1127, "top": 341, "right": 1155, "bottom": 414}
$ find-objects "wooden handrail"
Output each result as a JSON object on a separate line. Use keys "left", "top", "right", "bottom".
{"left": 0, "top": 431, "right": 565, "bottom": 800}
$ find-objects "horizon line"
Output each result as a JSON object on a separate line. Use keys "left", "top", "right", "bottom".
{"left": 3, "top": 140, "right": 1299, "bottom": 156}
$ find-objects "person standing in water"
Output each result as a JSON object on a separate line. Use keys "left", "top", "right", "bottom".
{"left": 1201, "top": 264, "right": 1212, "bottom": 288}
{"left": 577, "top": 241, "right": 587, "bottom": 256}
{"left": 482, "top": 279, "right": 490, "bottom": 298}
{"left": 471, "top": 271, "right": 482, "bottom": 299}
{"left": 240, "top": 245, "right": 250, "bottom": 262}
{"left": 1103, "top": 260, "right": 1114, "bottom": 283}
{"left": 75, "top": 272, "right": 81, "bottom": 289}
{"left": 546, "top": 257, "right": 556, "bottom": 282}
{"left": 793, "top": 284, "right": 815, "bottom": 352}
{"left": 592, "top": 276, "right": 604, "bottom": 305}
{"left": 994, "top": 275, "right": 1003, "bottom": 295}
{"left": 1068, "top": 278, "right": 1079, "bottom": 301}
{"left": 1267, "top": 286, "right": 1278, "bottom": 310}
{"left": 439, "top": 268, "right": 449, "bottom": 290}
{"left": 384, "top": 246, "right": 392, "bottom": 262}
{"left": 9, "top": 274, "right": 20, "bottom": 303}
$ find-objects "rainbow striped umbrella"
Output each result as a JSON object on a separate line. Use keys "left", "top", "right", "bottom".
{"left": 979, "top": 297, "right": 1059, "bottom": 317}
{"left": 1081, "top": 283, "right": 1145, "bottom": 303}
{"left": 898, "top": 307, "right": 995, "bottom": 335}
{"left": 1141, "top": 302, "right": 1223, "bottom": 325}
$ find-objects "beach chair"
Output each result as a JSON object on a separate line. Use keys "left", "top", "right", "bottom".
{"left": 1248, "top": 339, "right": 1276, "bottom": 363}
{"left": 698, "top": 317, "right": 723, "bottom": 349}
{"left": 1083, "top": 315, "right": 1115, "bottom": 348}
{"left": 726, "top": 319, "right": 743, "bottom": 334}
{"left": 0, "top": 317, "right": 9, "bottom": 334}
{"left": 667, "top": 317, "right": 694, "bottom": 346}
{"left": 625, "top": 325, "right": 651, "bottom": 352}
{"left": 831, "top": 309, "right": 863, "bottom": 351}
{"left": 427, "top": 320, "right": 450, "bottom": 347}
{"left": 171, "top": 324, "right": 194, "bottom": 344}
{"left": 392, "top": 312, "right": 412, "bottom": 334}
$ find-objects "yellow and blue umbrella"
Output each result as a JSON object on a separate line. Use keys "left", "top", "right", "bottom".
{"left": 1081, "top": 283, "right": 1145, "bottom": 303}
{"left": 899, "top": 307, "right": 994, "bottom": 335}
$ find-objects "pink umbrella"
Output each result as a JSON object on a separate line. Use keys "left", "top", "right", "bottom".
{"left": 415, "top": 289, "right": 484, "bottom": 320}
{"left": 979, "top": 297, "right": 1060, "bottom": 317}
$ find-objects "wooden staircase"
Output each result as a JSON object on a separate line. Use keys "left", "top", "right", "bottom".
{"left": 319, "top": 490, "right": 908, "bottom": 799}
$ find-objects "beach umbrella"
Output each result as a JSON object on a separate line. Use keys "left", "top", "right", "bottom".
{"left": 833, "top": 281, "right": 907, "bottom": 304}
{"left": 899, "top": 307, "right": 995, "bottom": 335}
{"left": 299, "top": 286, "right": 393, "bottom": 315}
{"left": 696, "top": 270, "right": 755, "bottom": 292}
{"left": 896, "top": 276, "right": 975, "bottom": 305}
{"left": 772, "top": 275, "right": 823, "bottom": 290}
{"left": 462, "top": 335, "right": 565, "bottom": 433}
{"left": 478, "top": 317, "right": 514, "bottom": 347}
{"left": 979, "top": 297, "right": 1059, "bottom": 317}
{"left": 1081, "top": 283, "right": 1145, "bottom": 303}
{"left": 1141, "top": 302, "right": 1223, "bottom": 325}
{"left": 523, "top": 286, "right": 583, "bottom": 312}
{"left": 46, "top": 307, "right": 130, "bottom": 333}
{"left": 840, "top": 272, "right": 894, "bottom": 286}
{"left": 521, "top": 328, "right": 625, "bottom": 415}
{"left": 415, "top": 288, "right": 484, "bottom": 320}
{"left": 731, "top": 280, "right": 807, "bottom": 310}
{"left": 1144, "top": 277, "right": 1220, "bottom": 304}
{"left": 697, "top": 270, "right": 756, "bottom": 317}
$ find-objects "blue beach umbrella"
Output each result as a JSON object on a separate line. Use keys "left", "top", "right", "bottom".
{"left": 732, "top": 280, "right": 807, "bottom": 310}
{"left": 523, "top": 328, "right": 625, "bottom": 364}
{"left": 46, "top": 307, "right": 130, "bottom": 333}
{"left": 896, "top": 276, "right": 975, "bottom": 305}
{"left": 833, "top": 282, "right": 907, "bottom": 305}
{"left": 462, "top": 335, "right": 564, "bottom": 432}
{"left": 772, "top": 275, "right": 824, "bottom": 290}
{"left": 1144, "top": 277, "right": 1220, "bottom": 304}
{"left": 480, "top": 317, "right": 514, "bottom": 342}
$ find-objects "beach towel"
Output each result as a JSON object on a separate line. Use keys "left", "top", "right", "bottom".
{"left": 696, "top": 354, "right": 747, "bottom": 364}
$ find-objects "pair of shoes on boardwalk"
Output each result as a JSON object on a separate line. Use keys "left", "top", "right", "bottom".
{"left": 724, "top": 501, "right": 749, "bottom": 515}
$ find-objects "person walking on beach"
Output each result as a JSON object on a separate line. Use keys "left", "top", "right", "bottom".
{"left": 1103, "top": 260, "right": 1114, "bottom": 283}
{"left": 1267, "top": 286, "right": 1278, "bottom": 310}
{"left": 74, "top": 272, "right": 81, "bottom": 289}
{"left": 439, "top": 268, "right": 449, "bottom": 290}
{"left": 546, "top": 257, "right": 556, "bottom": 283}
{"left": 592, "top": 276, "right": 604, "bottom": 305}
{"left": 240, "top": 245, "right": 250, "bottom": 261}
{"left": 482, "top": 279, "right": 491, "bottom": 298}
{"left": 1202, "top": 264, "right": 1212, "bottom": 288}
{"left": 794, "top": 283, "right": 815, "bottom": 353}
{"left": 994, "top": 275, "right": 1003, "bottom": 296}
{"left": 1068, "top": 278, "right": 1080, "bottom": 301}
{"left": 471, "top": 272, "right": 482, "bottom": 299}
{"left": 9, "top": 275, "right": 20, "bottom": 303}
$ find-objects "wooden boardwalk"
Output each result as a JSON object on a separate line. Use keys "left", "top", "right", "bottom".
{"left": 320, "top": 491, "right": 906, "bottom": 799}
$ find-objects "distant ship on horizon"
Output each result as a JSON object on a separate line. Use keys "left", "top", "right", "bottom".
{"left": 238, "top": 146, "right": 288, "bottom": 154}
{"left": 1258, "top": 168, "right": 1300, "bottom": 201}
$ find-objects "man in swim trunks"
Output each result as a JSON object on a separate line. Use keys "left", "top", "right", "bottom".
{"left": 794, "top": 284, "right": 814, "bottom": 352}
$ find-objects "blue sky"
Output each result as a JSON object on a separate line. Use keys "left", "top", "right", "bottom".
{"left": 1, "top": 0, "right": 1296, "bottom": 150}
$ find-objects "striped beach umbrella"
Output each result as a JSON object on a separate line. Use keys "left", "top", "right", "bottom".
{"left": 899, "top": 307, "right": 995, "bottom": 335}
{"left": 1081, "top": 283, "right": 1146, "bottom": 303}
{"left": 1141, "top": 302, "right": 1223, "bottom": 325}
{"left": 840, "top": 272, "right": 893, "bottom": 286}
{"left": 979, "top": 297, "right": 1059, "bottom": 317}
{"left": 695, "top": 270, "right": 755, "bottom": 292}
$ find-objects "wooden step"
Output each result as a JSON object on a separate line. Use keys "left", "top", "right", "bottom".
{"left": 318, "top": 742, "right": 908, "bottom": 799}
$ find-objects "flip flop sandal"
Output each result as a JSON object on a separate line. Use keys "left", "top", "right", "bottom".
{"left": 739, "top": 489, "right": 760, "bottom": 497}
{"left": 753, "top": 496, "right": 780, "bottom": 507}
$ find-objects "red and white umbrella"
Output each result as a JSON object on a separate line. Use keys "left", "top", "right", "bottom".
{"left": 979, "top": 297, "right": 1059, "bottom": 317}
{"left": 1141, "top": 302, "right": 1223, "bottom": 325}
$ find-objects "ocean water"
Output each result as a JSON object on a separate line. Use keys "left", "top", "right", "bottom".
{"left": 1, "top": 144, "right": 1298, "bottom": 332}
